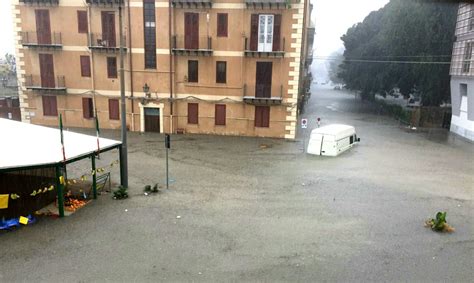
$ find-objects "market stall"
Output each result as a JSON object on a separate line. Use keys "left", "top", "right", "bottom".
{"left": 0, "top": 118, "right": 123, "bottom": 221}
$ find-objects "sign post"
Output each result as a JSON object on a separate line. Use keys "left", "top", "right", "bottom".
{"left": 301, "top": 118, "right": 308, "bottom": 153}
{"left": 165, "top": 134, "right": 170, "bottom": 189}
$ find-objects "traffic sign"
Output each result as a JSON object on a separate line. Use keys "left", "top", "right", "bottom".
{"left": 301, "top": 118, "right": 308, "bottom": 129}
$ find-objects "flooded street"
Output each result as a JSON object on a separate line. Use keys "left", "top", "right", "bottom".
{"left": 1, "top": 86, "right": 473, "bottom": 282}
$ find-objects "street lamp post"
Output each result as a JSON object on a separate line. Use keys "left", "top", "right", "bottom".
{"left": 119, "top": 4, "right": 128, "bottom": 188}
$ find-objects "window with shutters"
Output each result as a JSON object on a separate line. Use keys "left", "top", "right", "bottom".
{"left": 188, "top": 60, "right": 198, "bottom": 83}
{"left": 107, "top": 57, "right": 117, "bottom": 78}
{"left": 42, "top": 96, "right": 58, "bottom": 116}
{"left": 143, "top": 0, "right": 156, "bottom": 69}
{"left": 109, "top": 99, "right": 120, "bottom": 120}
{"left": 77, "top": 11, "right": 88, "bottom": 34}
{"left": 250, "top": 14, "right": 281, "bottom": 52}
{"left": 216, "top": 61, "right": 226, "bottom": 84}
{"left": 215, "top": 104, "right": 226, "bottom": 126}
{"left": 82, "top": 97, "right": 94, "bottom": 119}
{"left": 255, "top": 106, "right": 270, "bottom": 127}
{"left": 217, "top": 13, "right": 228, "bottom": 37}
{"left": 188, "top": 103, "right": 198, "bottom": 124}
{"left": 80, "top": 56, "right": 91, "bottom": 77}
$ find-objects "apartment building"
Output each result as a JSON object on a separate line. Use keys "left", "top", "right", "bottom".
{"left": 12, "top": 0, "right": 313, "bottom": 139}
{"left": 450, "top": 3, "right": 474, "bottom": 141}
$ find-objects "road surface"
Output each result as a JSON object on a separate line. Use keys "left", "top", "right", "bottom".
{"left": 1, "top": 86, "right": 473, "bottom": 282}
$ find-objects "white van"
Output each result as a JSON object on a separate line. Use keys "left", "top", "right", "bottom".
{"left": 307, "top": 124, "right": 360, "bottom": 156}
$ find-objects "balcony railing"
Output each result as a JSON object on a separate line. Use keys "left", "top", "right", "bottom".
{"left": 245, "top": 0, "right": 290, "bottom": 9}
{"left": 21, "top": 31, "right": 62, "bottom": 49}
{"left": 171, "top": 0, "right": 212, "bottom": 8}
{"left": 243, "top": 84, "right": 283, "bottom": 105}
{"left": 88, "top": 33, "right": 127, "bottom": 52}
{"left": 172, "top": 35, "right": 213, "bottom": 56}
{"left": 244, "top": 37, "right": 285, "bottom": 58}
{"left": 25, "top": 75, "right": 66, "bottom": 92}
{"left": 19, "top": 0, "right": 59, "bottom": 5}
{"left": 85, "top": 0, "right": 124, "bottom": 5}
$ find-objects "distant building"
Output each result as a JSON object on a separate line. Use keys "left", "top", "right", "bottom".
{"left": 12, "top": 0, "right": 313, "bottom": 139}
{"left": 450, "top": 3, "right": 474, "bottom": 141}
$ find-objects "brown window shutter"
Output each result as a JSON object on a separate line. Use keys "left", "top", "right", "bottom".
{"left": 82, "top": 97, "right": 91, "bottom": 119}
{"left": 80, "top": 56, "right": 91, "bottom": 77}
{"left": 188, "top": 60, "right": 198, "bottom": 83}
{"left": 107, "top": 57, "right": 117, "bottom": 78}
{"left": 215, "top": 104, "right": 226, "bottom": 126}
{"left": 250, "top": 14, "right": 259, "bottom": 51}
{"left": 217, "top": 13, "right": 228, "bottom": 37}
{"left": 262, "top": 106, "right": 270, "bottom": 127}
{"left": 255, "top": 106, "right": 270, "bottom": 127}
{"left": 77, "top": 11, "right": 88, "bottom": 34}
{"left": 39, "top": 54, "right": 55, "bottom": 88}
{"left": 273, "top": 14, "right": 282, "bottom": 51}
{"left": 216, "top": 61, "right": 226, "bottom": 83}
{"left": 43, "top": 96, "right": 57, "bottom": 116}
{"left": 35, "top": 9, "right": 51, "bottom": 45}
{"left": 109, "top": 99, "right": 119, "bottom": 120}
{"left": 188, "top": 103, "right": 198, "bottom": 124}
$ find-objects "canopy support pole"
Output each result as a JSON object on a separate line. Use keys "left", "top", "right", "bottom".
{"left": 55, "top": 165, "right": 64, "bottom": 218}
{"left": 92, "top": 154, "right": 97, "bottom": 199}
{"left": 119, "top": 145, "right": 125, "bottom": 187}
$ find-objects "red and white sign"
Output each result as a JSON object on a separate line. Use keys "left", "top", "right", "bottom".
{"left": 301, "top": 118, "right": 308, "bottom": 129}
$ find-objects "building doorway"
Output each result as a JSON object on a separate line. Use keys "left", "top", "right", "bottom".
{"left": 144, "top": 107, "right": 160, "bottom": 132}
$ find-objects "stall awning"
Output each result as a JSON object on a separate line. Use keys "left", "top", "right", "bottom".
{"left": 0, "top": 119, "right": 121, "bottom": 170}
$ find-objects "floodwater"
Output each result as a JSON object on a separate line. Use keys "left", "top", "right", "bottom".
{"left": 1, "top": 86, "right": 472, "bottom": 282}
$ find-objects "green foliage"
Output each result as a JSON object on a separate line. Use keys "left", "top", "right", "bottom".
{"left": 375, "top": 99, "right": 411, "bottom": 123}
{"left": 143, "top": 185, "right": 151, "bottom": 192}
{"left": 431, "top": 212, "right": 447, "bottom": 231}
{"left": 152, "top": 183, "right": 159, "bottom": 193}
{"left": 338, "top": 0, "right": 457, "bottom": 106}
{"left": 113, "top": 186, "right": 128, "bottom": 200}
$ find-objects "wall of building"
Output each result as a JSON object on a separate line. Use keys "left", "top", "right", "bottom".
{"left": 13, "top": 0, "right": 309, "bottom": 139}
{"left": 450, "top": 77, "right": 474, "bottom": 140}
{"left": 449, "top": 3, "right": 474, "bottom": 141}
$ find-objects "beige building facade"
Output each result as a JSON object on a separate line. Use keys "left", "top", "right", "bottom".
{"left": 13, "top": 0, "right": 313, "bottom": 139}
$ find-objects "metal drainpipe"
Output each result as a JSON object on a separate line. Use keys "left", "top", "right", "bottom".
{"left": 87, "top": 5, "right": 96, "bottom": 114}
{"left": 168, "top": 0, "right": 174, "bottom": 133}
{"left": 127, "top": 0, "right": 135, "bottom": 131}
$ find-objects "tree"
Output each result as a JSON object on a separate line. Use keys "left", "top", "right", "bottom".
{"left": 338, "top": 0, "right": 457, "bottom": 106}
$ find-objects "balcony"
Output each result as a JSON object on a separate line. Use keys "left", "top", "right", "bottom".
{"left": 243, "top": 84, "right": 283, "bottom": 106}
{"left": 25, "top": 75, "right": 66, "bottom": 92}
{"left": 172, "top": 36, "right": 213, "bottom": 56}
{"left": 245, "top": 0, "right": 290, "bottom": 9}
{"left": 172, "top": 0, "right": 212, "bottom": 8}
{"left": 244, "top": 37, "right": 285, "bottom": 58}
{"left": 21, "top": 32, "right": 62, "bottom": 49}
{"left": 85, "top": 0, "right": 124, "bottom": 5}
{"left": 306, "top": 50, "right": 313, "bottom": 66}
{"left": 19, "top": 0, "right": 59, "bottom": 5}
{"left": 88, "top": 33, "right": 127, "bottom": 53}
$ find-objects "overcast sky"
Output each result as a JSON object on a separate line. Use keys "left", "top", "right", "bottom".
{"left": 311, "top": 0, "right": 389, "bottom": 81}
{"left": 0, "top": 0, "right": 389, "bottom": 57}
{"left": 1, "top": 0, "right": 14, "bottom": 55}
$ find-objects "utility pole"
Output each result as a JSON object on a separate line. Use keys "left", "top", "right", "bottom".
{"left": 168, "top": 0, "right": 174, "bottom": 133}
{"left": 119, "top": 4, "right": 128, "bottom": 188}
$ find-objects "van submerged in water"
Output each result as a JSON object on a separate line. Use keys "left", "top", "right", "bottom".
{"left": 307, "top": 124, "right": 360, "bottom": 156}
